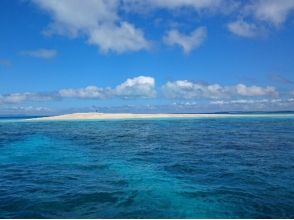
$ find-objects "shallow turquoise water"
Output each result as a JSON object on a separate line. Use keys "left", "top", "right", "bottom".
{"left": 0, "top": 117, "right": 294, "bottom": 218}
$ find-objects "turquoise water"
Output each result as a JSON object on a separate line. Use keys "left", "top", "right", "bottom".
{"left": 0, "top": 117, "right": 294, "bottom": 218}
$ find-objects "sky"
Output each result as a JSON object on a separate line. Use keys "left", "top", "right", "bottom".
{"left": 1, "top": 0, "right": 294, "bottom": 115}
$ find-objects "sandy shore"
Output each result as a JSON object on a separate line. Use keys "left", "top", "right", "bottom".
{"left": 26, "top": 112, "right": 294, "bottom": 121}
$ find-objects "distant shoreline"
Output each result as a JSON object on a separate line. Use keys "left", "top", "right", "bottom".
{"left": 26, "top": 112, "right": 294, "bottom": 121}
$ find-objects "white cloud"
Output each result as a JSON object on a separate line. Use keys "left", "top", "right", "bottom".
{"left": 0, "top": 76, "right": 155, "bottom": 105}
{"left": 33, "top": 0, "right": 118, "bottom": 36}
{"left": 210, "top": 98, "right": 282, "bottom": 105}
{"left": 235, "top": 84, "right": 277, "bottom": 96}
{"left": 114, "top": 76, "right": 156, "bottom": 98}
{"left": 0, "top": 92, "right": 56, "bottom": 104}
{"left": 59, "top": 86, "right": 109, "bottom": 99}
{"left": 226, "top": 1, "right": 294, "bottom": 38}
{"left": 11, "top": 106, "right": 51, "bottom": 113}
{"left": 227, "top": 20, "right": 260, "bottom": 38}
{"left": 149, "top": 0, "right": 223, "bottom": 9}
{"left": 123, "top": 0, "right": 236, "bottom": 14}
{"left": 163, "top": 27, "right": 207, "bottom": 53}
{"left": 19, "top": 49, "right": 57, "bottom": 59}
{"left": 248, "top": 0, "right": 294, "bottom": 27}
{"left": 87, "top": 22, "right": 149, "bottom": 53}
{"left": 0, "top": 76, "right": 287, "bottom": 112}
{"left": 32, "top": 0, "right": 149, "bottom": 53}
{"left": 59, "top": 76, "right": 155, "bottom": 99}
{"left": 162, "top": 80, "right": 278, "bottom": 99}
{"left": 31, "top": 0, "right": 294, "bottom": 48}
{"left": 0, "top": 106, "right": 52, "bottom": 115}
{"left": 162, "top": 80, "right": 226, "bottom": 99}
{"left": 209, "top": 98, "right": 294, "bottom": 111}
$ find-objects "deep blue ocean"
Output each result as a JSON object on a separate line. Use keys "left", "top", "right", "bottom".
{"left": 0, "top": 116, "right": 294, "bottom": 218}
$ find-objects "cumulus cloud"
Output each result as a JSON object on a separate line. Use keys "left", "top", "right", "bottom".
{"left": 162, "top": 80, "right": 225, "bottom": 99}
{"left": 59, "top": 76, "right": 155, "bottom": 99}
{"left": 162, "top": 80, "right": 278, "bottom": 99}
{"left": 0, "top": 76, "right": 155, "bottom": 105}
{"left": 32, "top": 0, "right": 149, "bottom": 53}
{"left": 226, "top": 0, "right": 294, "bottom": 38}
{"left": 227, "top": 20, "right": 260, "bottom": 38}
{"left": 163, "top": 27, "right": 207, "bottom": 53}
{"left": 1, "top": 76, "right": 289, "bottom": 112}
{"left": 248, "top": 0, "right": 294, "bottom": 27}
{"left": 87, "top": 22, "right": 148, "bottom": 53}
{"left": 130, "top": 0, "right": 294, "bottom": 39}
{"left": 234, "top": 84, "right": 277, "bottom": 96}
{"left": 19, "top": 49, "right": 57, "bottom": 59}
{"left": 59, "top": 86, "right": 109, "bottom": 99}
{"left": 30, "top": 0, "right": 294, "bottom": 48}
{"left": 114, "top": 76, "right": 155, "bottom": 98}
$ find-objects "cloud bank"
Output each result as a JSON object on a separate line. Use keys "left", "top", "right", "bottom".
{"left": 0, "top": 76, "right": 285, "bottom": 107}
{"left": 2, "top": 75, "right": 294, "bottom": 113}
{"left": 0, "top": 92, "right": 57, "bottom": 104}
{"left": 162, "top": 80, "right": 278, "bottom": 99}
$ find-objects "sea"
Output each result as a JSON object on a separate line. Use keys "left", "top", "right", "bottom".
{"left": 0, "top": 115, "right": 294, "bottom": 218}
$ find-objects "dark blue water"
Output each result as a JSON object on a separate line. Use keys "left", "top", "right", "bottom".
{"left": 0, "top": 117, "right": 294, "bottom": 218}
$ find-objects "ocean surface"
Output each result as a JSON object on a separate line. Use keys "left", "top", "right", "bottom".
{"left": 0, "top": 116, "right": 294, "bottom": 218}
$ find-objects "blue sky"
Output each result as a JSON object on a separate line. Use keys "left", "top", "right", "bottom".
{"left": 1, "top": 0, "right": 294, "bottom": 115}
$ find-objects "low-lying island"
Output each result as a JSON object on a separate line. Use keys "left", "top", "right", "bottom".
{"left": 27, "top": 112, "right": 294, "bottom": 121}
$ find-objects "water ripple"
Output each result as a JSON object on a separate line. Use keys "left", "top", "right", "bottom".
{"left": 0, "top": 118, "right": 294, "bottom": 218}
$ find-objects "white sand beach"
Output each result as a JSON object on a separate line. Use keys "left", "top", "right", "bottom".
{"left": 27, "top": 112, "right": 294, "bottom": 121}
